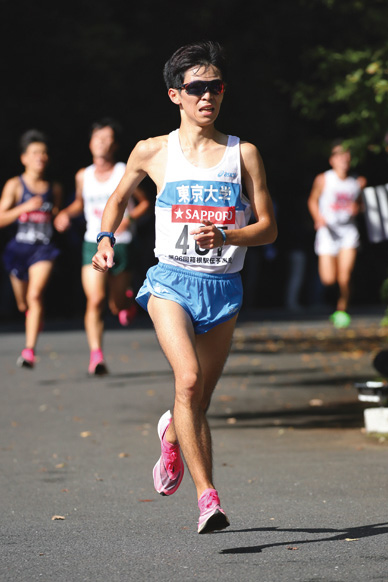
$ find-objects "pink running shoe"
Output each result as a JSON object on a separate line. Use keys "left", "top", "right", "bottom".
{"left": 17, "top": 348, "right": 35, "bottom": 369}
{"left": 153, "top": 410, "right": 184, "bottom": 496}
{"left": 197, "top": 488, "right": 230, "bottom": 534}
{"left": 118, "top": 304, "right": 137, "bottom": 326}
{"left": 88, "top": 349, "right": 108, "bottom": 376}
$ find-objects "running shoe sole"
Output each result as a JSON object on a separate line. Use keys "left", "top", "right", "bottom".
{"left": 198, "top": 509, "right": 230, "bottom": 534}
{"left": 89, "top": 362, "right": 108, "bottom": 376}
{"left": 17, "top": 356, "right": 34, "bottom": 369}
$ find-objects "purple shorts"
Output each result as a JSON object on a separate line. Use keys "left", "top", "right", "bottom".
{"left": 3, "top": 238, "right": 60, "bottom": 281}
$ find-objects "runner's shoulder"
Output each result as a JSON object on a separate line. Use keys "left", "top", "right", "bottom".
{"left": 134, "top": 135, "right": 169, "bottom": 161}
{"left": 240, "top": 140, "right": 262, "bottom": 162}
{"left": 1, "top": 176, "right": 23, "bottom": 202}
{"left": 4, "top": 175, "right": 22, "bottom": 191}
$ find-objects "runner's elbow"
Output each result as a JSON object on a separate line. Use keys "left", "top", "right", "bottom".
{"left": 268, "top": 223, "right": 278, "bottom": 244}
{"left": 260, "top": 222, "right": 277, "bottom": 245}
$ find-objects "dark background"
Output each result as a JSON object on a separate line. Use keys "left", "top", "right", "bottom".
{"left": 1, "top": 0, "right": 388, "bottom": 321}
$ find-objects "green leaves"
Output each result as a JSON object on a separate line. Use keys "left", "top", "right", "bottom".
{"left": 287, "top": 1, "right": 388, "bottom": 163}
{"left": 331, "top": 49, "right": 388, "bottom": 161}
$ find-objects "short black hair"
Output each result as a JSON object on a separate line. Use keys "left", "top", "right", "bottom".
{"left": 163, "top": 40, "right": 227, "bottom": 90}
{"left": 19, "top": 129, "right": 49, "bottom": 154}
{"left": 330, "top": 138, "right": 347, "bottom": 155}
{"left": 89, "top": 118, "right": 123, "bottom": 143}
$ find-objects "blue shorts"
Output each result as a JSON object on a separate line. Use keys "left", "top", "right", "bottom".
{"left": 3, "top": 239, "right": 60, "bottom": 281}
{"left": 136, "top": 262, "right": 242, "bottom": 334}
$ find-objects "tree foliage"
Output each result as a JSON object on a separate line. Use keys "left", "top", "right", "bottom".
{"left": 289, "top": 0, "right": 388, "bottom": 164}
{"left": 1, "top": 0, "right": 388, "bottom": 183}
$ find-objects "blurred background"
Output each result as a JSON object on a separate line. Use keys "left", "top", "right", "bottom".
{"left": 1, "top": 0, "right": 388, "bottom": 322}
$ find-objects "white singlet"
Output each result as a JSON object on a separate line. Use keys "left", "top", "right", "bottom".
{"left": 82, "top": 162, "right": 133, "bottom": 244}
{"left": 318, "top": 169, "right": 361, "bottom": 227}
{"left": 154, "top": 129, "right": 252, "bottom": 274}
{"left": 315, "top": 169, "right": 361, "bottom": 256}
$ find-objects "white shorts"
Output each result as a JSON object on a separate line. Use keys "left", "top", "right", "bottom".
{"left": 314, "top": 224, "right": 359, "bottom": 256}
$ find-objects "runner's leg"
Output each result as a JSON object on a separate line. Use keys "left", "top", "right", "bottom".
{"left": 195, "top": 315, "right": 237, "bottom": 412}
{"left": 336, "top": 247, "right": 357, "bottom": 312}
{"left": 9, "top": 275, "right": 28, "bottom": 314}
{"left": 318, "top": 254, "right": 337, "bottom": 287}
{"left": 81, "top": 265, "right": 107, "bottom": 350}
{"left": 107, "top": 270, "right": 132, "bottom": 314}
{"left": 25, "top": 260, "right": 55, "bottom": 349}
{"left": 148, "top": 294, "right": 236, "bottom": 499}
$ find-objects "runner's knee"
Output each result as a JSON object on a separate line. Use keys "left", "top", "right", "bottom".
{"left": 320, "top": 274, "right": 336, "bottom": 286}
{"left": 86, "top": 293, "right": 105, "bottom": 311}
{"left": 26, "top": 287, "right": 44, "bottom": 305}
{"left": 16, "top": 300, "right": 28, "bottom": 313}
{"left": 108, "top": 298, "right": 119, "bottom": 315}
{"left": 175, "top": 370, "right": 203, "bottom": 406}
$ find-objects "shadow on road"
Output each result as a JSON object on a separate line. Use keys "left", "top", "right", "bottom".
{"left": 209, "top": 401, "right": 366, "bottom": 429}
{"left": 219, "top": 522, "right": 388, "bottom": 554}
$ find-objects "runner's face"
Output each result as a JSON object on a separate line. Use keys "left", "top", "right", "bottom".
{"left": 330, "top": 146, "right": 351, "bottom": 173}
{"left": 21, "top": 142, "right": 49, "bottom": 173}
{"left": 89, "top": 126, "right": 117, "bottom": 158}
{"left": 171, "top": 65, "right": 224, "bottom": 126}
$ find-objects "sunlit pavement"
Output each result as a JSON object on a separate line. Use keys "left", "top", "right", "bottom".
{"left": 1, "top": 310, "right": 388, "bottom": 582}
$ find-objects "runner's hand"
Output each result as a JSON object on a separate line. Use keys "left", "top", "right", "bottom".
{"left": 314, "top": 214, "right": 326, "bottom": 230}
{"left": 54, "top": 211, "right": 71, "bottom": 232}
{"left": 92, "top": 243, "right": 115, "bottom": 272}
{"left": 190, "top": 220, "right": 224, "bottom": 249}
{"left": 24, "top": 196, "right": 44, "bottom": 212}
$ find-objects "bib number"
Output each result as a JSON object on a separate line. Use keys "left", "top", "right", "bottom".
{"left": 175, "top": 224, "right": 226, "bottom": 257}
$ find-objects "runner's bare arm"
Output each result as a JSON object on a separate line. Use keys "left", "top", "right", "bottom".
{"left": 54, "top": 169, "right": 85, "bottom": 232}
{"left": 192, "top": 142, "right": 277, "bottom": 249}
{"left": 52, "top": 182, "right": 64, "bottom": 218}
{"left": 307, "top": 173, "right": 326, "bottom": 229}
{"left": 115, "top": 184, "right": 151, "bottom": 235}
{"left": 354, "top": 176, "right": 367, "bottom": 215}
{"left": 130, "top": 186, "right": 151, "bottom": 220}
{"left": 0, "top": 177, "right": 43, "bottom": 228}
{"left": 92, "top": 138, "right": 165, "bottom": 272}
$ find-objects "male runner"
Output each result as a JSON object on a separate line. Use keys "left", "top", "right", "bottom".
{"left": 54, "top": 119, "right": 150, "bottom": 374}
{"left": 308, "top": 140, "right": 366, "bottom": 328}
{"left": 92, "top": 41, "right": 277, "bottom": 532}
{"left": 0, "top": 130, "right": 63, "bottom": 367}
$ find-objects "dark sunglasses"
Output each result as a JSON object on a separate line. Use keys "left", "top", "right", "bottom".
{"left": 178, "top": 79, "right": 226, "bottom": 96}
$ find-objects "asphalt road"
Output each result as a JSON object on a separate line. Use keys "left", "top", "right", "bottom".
{"left": 1, "top": 311, "right": 388, "bottom": 582}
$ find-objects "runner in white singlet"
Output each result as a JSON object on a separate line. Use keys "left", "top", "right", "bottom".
{"left": 92, "top": 42, "right": 277, "bottom": 533}
{"left": 54, "top": 119, "right": 150, "bottom": 374}
{"left": 308, "top": 140, "right": 366, "bottom": 328}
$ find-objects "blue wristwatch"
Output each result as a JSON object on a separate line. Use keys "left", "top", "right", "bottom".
{"left": 96, "top": 231, "right": 116, "bottom": 247}
{"left": 217, "top": 227, "right": 227, "bottom": 246}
